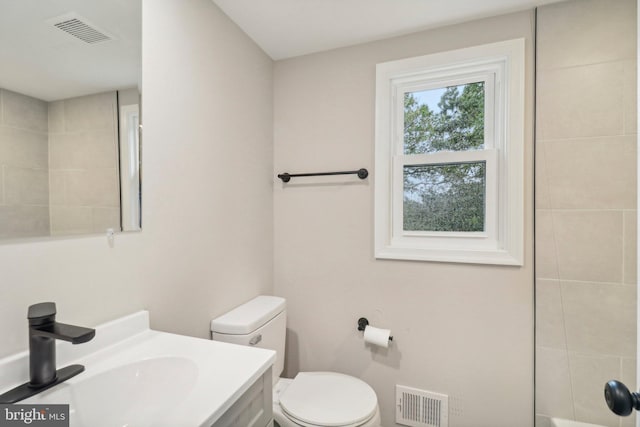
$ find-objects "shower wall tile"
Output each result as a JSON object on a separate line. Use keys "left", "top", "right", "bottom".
{"left": 92, "top": 207, "right": 120, "bottom": 233}
{"left": 49, "top": 131, "right": 118, "bottom": 170}
{"left": 535, "top": 279, "right": 566, "bottom": 349}
{"left": 47, "top": 101, "right": 65, "bottom": 133}
{"left": 542, "top": 137, "right": 636, "bottom": 210}
{"left": 568, "top": 352, "right": 621, "bottom": 427}
{"left": 562, "top": 282, "right": 636, "bottom": 357}
{"left": 50, "top": 206, "right": 92, "bottom": 235}
{"left": 553, "top": 210, "right": 623, "bottom": 283}
{"left": 49, "top": 91, "right": 120, "bottom": 235}
{"left": 535, "top": 143, "right": 550, "bottom": 209}
{"left": 535, "top": 210, "right": 559, "bottom": 280}
{"left": 4, "top": 167, "right": 49, "bottom": 206}
{"left": 0, "top": 89, "right": 50, "bottom": 238}
{"left": 535, "top": 415, "right": 551, "bottom": 427}
{"left": 535, "top": 1, "right": 636, "bottom": 425}
{"left": 620, "top": 358, "right": 637, "bottom": 427}
{"left": 1, "top": 89, "right": 48, "bottom": 132}
{"left": 624, "top": 210, "right": 637, "bottom": 285}
{"left": 536, "top": 0, "right": 636, "bottom": 71}
{"left": 63, "top": 92, "right": 116, "bottom": 132}
{"left": 64, "top": 169, "right": 120, "bottom": 208}
{"left": 0, "top": 205, "right": 49, "bottom": 238}
{"left": 537, "top": 62, "right": 625, "bottom": 140}
{"left": 0, "top": 127, "right": 48, "bottom": 169}
{"left": 0, "top": 167, "right": 4, "bottom": 205}
{"left": 623, "top": 60, "right": 637, "bottom": 135}
{"left": 49, "top": 171, "right": 65, "bottom": 206}
{"left": 535, "top": 347, "right": 575, "bottom": 419}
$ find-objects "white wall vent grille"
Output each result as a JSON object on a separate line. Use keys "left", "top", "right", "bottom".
{"left": 396, "top": 385, "right": 448, "bottom": 427}
{"left": 48, "top": 13, "right": 112, "bottom": 44}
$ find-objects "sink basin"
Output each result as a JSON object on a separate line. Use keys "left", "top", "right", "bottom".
{"left": 0, "top": 311, "right": 276, "bottom": 427}
{"left": 28, "top": 357, "right": 198, "bottom": 427}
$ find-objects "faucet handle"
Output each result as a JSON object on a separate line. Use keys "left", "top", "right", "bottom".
{"left": 28, "top": 302, "right": 56, "bottom": 325}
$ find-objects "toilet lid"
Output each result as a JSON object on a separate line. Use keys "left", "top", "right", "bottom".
{"left": 279, "top": 372, "right": 378, "bottom": 427}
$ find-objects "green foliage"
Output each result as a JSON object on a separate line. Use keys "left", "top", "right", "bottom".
{"left": 403, "top": 83, "right": 486, "bottom": 232}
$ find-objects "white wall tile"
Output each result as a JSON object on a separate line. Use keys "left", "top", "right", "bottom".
{"left": 623, "top": 60, "right": 637, "bottom": 135}
{"left": 553, "top": 210, "right": 623, "bottom": 283}
{"left": 542, "top": 137, "right": 636, "bottom": 210}
{"left": 538, "top": 62, "right": 625, "bottom": 140}
{"left": 49, "top": 205, "right": 92, "bottom": 235}
{"left": 1, "top": 89, "right": 48, "bottom": 132}
{"left": 0, "top": 205, "right": 49, "bottom": 238}
{"left": 536, "top": 279, "right": 566, "bottom": 349}
{"left": 536, "top": 347, "right": 575, "bottom": 419}
{"left": 620, "top": 358, "right": 637, "bottom": 427}
{"left": 4, "top": 167, "right": 49, "bottom": 206}
{"left": 536, "top": 0, "right": 636, "bottom": 71}
{"left": 0, "top": 127, "right": 48, "bottom": 170}
{"left": 623, "top": 210, "right": 637, "bottom": 285}
{"left": 63, "top": 92, "right": 116, "bottom": 132}
{"left": 47, "top": 101, "right": 65, "bottom": 134}
{"left": 535, "top": 210, "right": 559, "bottom": 280}
{"left": 64, "top": 168, "right": 119, "bottom": 208}
{"left": 562, "top": 282, "right": 636, "bottom": 357}
{"left": 568, "top": 352, "right": 622, "bottom": 427}
{"left": 91, "top": 207, "right": 120, "bottom": 233}
{"left": 49, "top": 131, "right": 118, "bottom": 170}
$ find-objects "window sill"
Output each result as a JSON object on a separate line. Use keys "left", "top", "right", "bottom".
{"left": 374, "top": 246, "right": 523, "bottom": 266}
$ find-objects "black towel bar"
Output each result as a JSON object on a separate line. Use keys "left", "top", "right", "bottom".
{"left": 277, "top": 168, "right": 368, "bottom": 182}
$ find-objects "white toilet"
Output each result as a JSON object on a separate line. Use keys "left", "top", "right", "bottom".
{"left": 210, "top": 295, "right": 381, "bottom": 427}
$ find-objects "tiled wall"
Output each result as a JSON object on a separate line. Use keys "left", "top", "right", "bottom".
{"left": 0, "top": 89, "right": 50, "bottom": 238}
{"left": 535, "top": 1, "right": 637, "bottom": 426}
{"left": 48, "top": 92, "right": 120, "bottom": 235}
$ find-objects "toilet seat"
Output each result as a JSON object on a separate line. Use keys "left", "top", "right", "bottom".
{"left": 278, "top": 372, "right": 378, "bottom": 427}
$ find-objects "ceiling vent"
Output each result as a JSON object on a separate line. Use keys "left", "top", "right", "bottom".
{"left": 48, "top": 13, "right": 113, "bottom": 44}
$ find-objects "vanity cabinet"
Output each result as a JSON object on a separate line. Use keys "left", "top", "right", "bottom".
{"left": 213, "top": 368, "right": 273, "bottom": 427}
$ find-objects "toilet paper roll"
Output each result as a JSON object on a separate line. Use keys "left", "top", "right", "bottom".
{"left": 363, "top": 325, "right": 391, "bottom": 348}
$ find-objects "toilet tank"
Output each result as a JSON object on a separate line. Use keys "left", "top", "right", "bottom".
{"left": 210, "top": 296, "right": 286, "bottom": 384}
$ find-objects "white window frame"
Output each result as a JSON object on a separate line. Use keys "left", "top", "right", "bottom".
{"left": 374, "top": 39, "right": 525, "bottom": 265}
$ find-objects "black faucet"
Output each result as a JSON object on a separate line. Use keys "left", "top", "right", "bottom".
{"left": 0, "top": 302, "right": 95, "bottom": 404}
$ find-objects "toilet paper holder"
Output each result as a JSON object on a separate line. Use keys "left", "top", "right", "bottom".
{"left": 357, "top": 317, "right": 393, "bottom": 341}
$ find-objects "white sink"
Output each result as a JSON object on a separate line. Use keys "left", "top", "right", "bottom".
{"left": 30, "top": 357, "right": 198, "bottom": 427}
{"left": 0, "top": 311, "right": 276, "bottom": 427}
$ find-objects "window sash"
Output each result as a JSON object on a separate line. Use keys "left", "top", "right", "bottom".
{"left": 394, "top": 72, "right": 497, "bottom": 154}
{"left": 392, "top": 149, "right": 498, "bottom": 249}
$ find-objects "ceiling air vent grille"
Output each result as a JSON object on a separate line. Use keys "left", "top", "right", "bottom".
{"left": 51, "top": 15, "right": 112, "bottom": 44}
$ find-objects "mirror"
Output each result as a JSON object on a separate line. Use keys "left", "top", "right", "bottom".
{"left": 0, "top": 0, "right": 142, "bottom": 240}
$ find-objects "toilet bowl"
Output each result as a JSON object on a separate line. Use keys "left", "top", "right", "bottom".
{"left": 273, "top": 375, "right": 381, "bottom": 427}
{"left": 210, "top": 296, "right": 381, "bottom": 427}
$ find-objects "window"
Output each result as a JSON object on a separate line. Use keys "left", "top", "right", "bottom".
{"left": 374, "top": 39, "right": 525, "bottom": 265}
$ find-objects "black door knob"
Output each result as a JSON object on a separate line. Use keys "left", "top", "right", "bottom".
{"left": 605, "top": 380, "right": 640, "bottom": 416}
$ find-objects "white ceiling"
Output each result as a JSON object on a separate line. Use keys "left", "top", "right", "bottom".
{"left": 1, "top": 0, "right": 565, "bottom": 101}
{"left": 0, "top": 0, "right": 140, "bottom": 102}
{"left": 213, "top": 0, "right": 567, "bottom": 60}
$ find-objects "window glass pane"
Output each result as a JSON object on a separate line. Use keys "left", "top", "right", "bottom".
{"left": 403, "top": 162, "right": 486, "bottom": 232}
{"left": 404, "top": 82, "right": 485, "bottom": 154}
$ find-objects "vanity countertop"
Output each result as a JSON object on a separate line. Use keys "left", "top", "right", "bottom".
{"left": 0, "top": 311, "right": 276, "bottom": 427}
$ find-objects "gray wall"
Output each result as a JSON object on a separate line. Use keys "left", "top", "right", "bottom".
{"left": 273, "top": 11, "right": 535, "bottom": 427}
{"left": 535, "top": 1, "right": 638, "bottom": 426}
